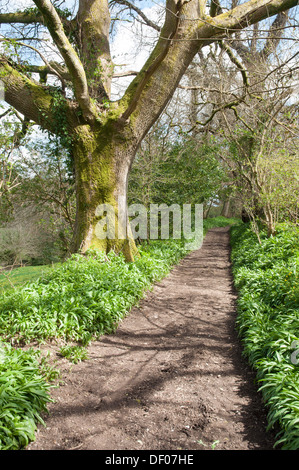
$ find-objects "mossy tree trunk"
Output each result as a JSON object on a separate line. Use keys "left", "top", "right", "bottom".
{"left": 0, "top": 0, "right": 297, "bottom": 261}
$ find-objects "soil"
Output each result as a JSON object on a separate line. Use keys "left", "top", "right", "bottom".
{"left": 27, "top": 227, "right": 276, "bottom": 451}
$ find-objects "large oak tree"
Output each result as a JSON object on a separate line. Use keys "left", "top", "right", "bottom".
{"left": 0, "top": 0, "right": 297, "bottom": 260}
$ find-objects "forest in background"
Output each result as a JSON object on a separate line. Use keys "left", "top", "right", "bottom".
{"left": 0, "top": 0, "right": 298, "bottom": 268}
{"left": 0, "top": 0, "right": 298, "bottom": 452}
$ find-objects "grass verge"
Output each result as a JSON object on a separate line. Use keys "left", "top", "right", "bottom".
{"left": 230, "top": 222, "right": 299, "bottom": 449}
{"left": 0, "top": 216, "right": 239, "bottom": 345}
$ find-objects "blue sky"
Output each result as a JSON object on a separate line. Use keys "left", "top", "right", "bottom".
{"left": 0, "top": 0, "right": 163, "bottom": 98}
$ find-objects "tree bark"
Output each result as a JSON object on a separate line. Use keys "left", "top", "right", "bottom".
{"left": 71, "top": 120, "right": 139, "bottom": 261}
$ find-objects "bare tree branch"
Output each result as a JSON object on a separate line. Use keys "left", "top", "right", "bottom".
{"left": 0, "top": 37, "right": 67, "bottom": 90}
{"left": 219, "top": 40, "right": 249, "bottom": 92}
{"left": 120, "top": 0, "right": 183, "bottom": 122}
{"left": 0, "top": 11, "right": 44, "bottom": 25}
{"left": 122, "top": 0, "right": 298, "bottom": 139}
{"left": 113, "top": 70, "right": 138, "bottom": 78}
{"left": 210, "top": 0, "right": 223, "bottom": 17}
{"left": 0, "top": 58, "right": 78, "bottom": 132}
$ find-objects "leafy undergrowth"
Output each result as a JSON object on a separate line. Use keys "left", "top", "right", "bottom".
{"left": 0, "top": 217, "right": 238, "bottom": 346}
{"left": 0, "top": 265, "right": 55, "bottom": 293}
{"left": 0, "top": 216, "right": 238, "bottom": 450}
{"left": 0, "top": 241, "right": 189, "bottom": 346}
{"left": 230, "top": 222, "right": 299, "bottom": 449}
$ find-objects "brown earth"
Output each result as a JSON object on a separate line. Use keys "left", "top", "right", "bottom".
{"left": 27, "top": 227, "right": 277, "bottom": 451}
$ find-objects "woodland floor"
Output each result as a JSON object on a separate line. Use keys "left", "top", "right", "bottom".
{"left": 27, "top": 227, "right": 277, "bottom": 451}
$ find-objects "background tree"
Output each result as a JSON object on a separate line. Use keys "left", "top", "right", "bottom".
{"left": 128, "top": 124, "right": 225, "bottom": 215}
{"left": 15, "top": 134, "right": 76, "bottom": 254}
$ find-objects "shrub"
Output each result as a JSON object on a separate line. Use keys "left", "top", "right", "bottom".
{"left": 59, "top": 345, "right": 88, "bottom": 364}
{"left": 230, "top": 222, "right": 299, "bottom": 449}
{"left": 0, "top": 343, "right": 52, "bottom": 450}
{"left": 0, "top": 216, "right": 238, "bottom": 449}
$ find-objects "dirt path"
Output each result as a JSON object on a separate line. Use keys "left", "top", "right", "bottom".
{"left": 28, "top": 227, "right": 276, "bottom": 451}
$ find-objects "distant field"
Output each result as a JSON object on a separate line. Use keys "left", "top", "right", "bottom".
{"left": 0, "top": 217, "right": 240, "bottom": 293}
{"left": 0, "top": 265, "right": 53, "bottom": 292}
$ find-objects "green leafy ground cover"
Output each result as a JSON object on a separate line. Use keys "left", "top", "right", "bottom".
{"left": 0, "top": 216, "right": 238, "bottom": 450}
{"left": 230, "top": 222, "right": 299, "bottom": 449}
{"left": 0, "top": 217, "right": 239, "bottom": 345}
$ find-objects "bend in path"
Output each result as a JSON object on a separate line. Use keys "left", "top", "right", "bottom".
{"left": 28, "top": 227, "right": 276, "bottom": 451}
